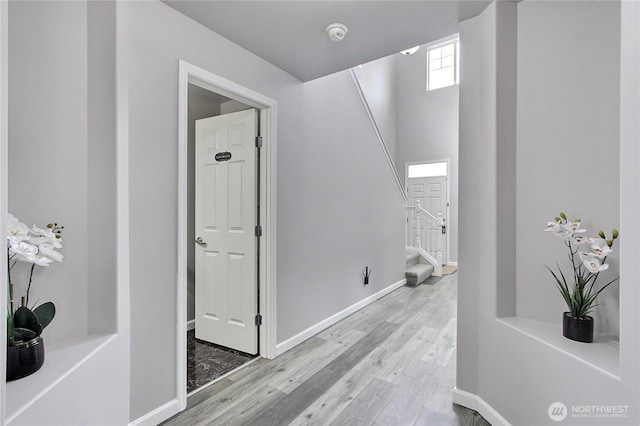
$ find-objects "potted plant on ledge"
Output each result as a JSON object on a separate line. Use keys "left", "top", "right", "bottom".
{"left": 544, "top": 212, "right": 618, "bottom": 343}
{"left": 6, "top": 213, "right": 64, "bottom": 381}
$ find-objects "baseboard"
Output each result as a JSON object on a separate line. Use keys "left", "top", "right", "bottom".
{"left": 452, "top": 388, "right": 511, "bottom": 426}
{"left": 275, "top": 278, "right": 407, "bottom": 356}
{"left": 186, "top": 319, "right": 195, "bottom": 331}
{"left": 447, "top": 261, "right": 458, "bottom": 266}
{"left": 129, "top": 398, "right": 179, "bottom": 426}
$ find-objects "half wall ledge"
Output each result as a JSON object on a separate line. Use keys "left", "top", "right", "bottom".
{"left": 497, "top": 317, "right": 619, "bottom": 379}
{"left": 5, "top": 334, "right": 116, "bottom": 423}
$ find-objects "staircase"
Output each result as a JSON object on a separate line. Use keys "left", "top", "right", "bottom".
{"left": 405, "top": 199, "right": 443, "bottom": 278}
{"left": 405, "top": 252, "right": 434, "bottom": 286}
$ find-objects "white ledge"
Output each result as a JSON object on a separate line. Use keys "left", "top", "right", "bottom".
{"left": 6, "top": 333, "right": 116, "bottom": 422}
{"left": 497, "top": 316, "right": 619, "bottom": 379}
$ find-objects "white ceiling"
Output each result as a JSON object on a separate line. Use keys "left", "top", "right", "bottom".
{"left": 163, "top": 1, "right": 492, "bottom": 81}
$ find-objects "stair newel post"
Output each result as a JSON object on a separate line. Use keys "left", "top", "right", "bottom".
{"left": 429, "top": 217, "right": 435, "bottom": 259}
{"left": 414, "top": 200, "right": 422, "bottom": 250}
{"left": 406, "top": 209, "right": 410, "bottom": 248}
{"left": 436, "top": 213, "right": 444, "bottom": 265}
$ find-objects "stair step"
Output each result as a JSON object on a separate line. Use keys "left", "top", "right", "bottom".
{"left": 405, "top": 263, "right": 434, "bottom": 286}
{"left": 405, "top": 252, "right": 420, "bottom": 268}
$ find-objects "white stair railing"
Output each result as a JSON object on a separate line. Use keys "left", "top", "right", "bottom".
{"left": 350, "top": 68, "right": 407, "bottom": 203}
{"left": 406, "top": 200, "right": 444, "bottom": 276}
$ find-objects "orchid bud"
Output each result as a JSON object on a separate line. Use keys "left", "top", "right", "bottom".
{"left": 607, "top": 239, "right": 613, "bottom": 248}
{"left": 612, "top": 229, "right": 619, "bottom": 239}
{"left": 560, "top": 212, "right": 567, "bottom": 220}
{"left": 598, "top": 230, "right": 606, "bottom": 239}
{"left": 555, "top": 217, "right": 561, "bottom": 223}
{"left": 47, "top": 223, "right": 53, "bottom": 228}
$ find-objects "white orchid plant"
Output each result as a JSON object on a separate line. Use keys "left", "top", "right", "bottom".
{"left": 7, "top": 213, "right": 64, "bottom": 346}
{"left": 544, "top": 212, "right": 618, "bottom": 320}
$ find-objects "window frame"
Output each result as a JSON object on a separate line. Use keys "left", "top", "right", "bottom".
{"left": 426, "top": 37, "right": 460, "bottom": 91}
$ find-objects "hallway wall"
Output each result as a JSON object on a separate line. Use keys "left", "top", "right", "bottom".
{"left": 8, "top": 0, "right": 89, "bottom": 345}
{"left": 119, "top": 1, "right": 406, "bottom": 420}
{"left": 516, "top": 0, "right": 621, "bottom": 337}
{"left": 352, "top": 55, "right": 398, "bottom": 164}
{"left": 457, "top": 1, "right": 639, "bottom": 424}
{"left": 5, "top": 1, "right": 129, "bottom": 424}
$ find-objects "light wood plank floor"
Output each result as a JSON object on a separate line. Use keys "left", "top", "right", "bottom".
{"left": 163, "top": 273, "right": 490, "bottom": 426}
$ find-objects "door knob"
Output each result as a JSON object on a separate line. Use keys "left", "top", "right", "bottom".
{"left": 195, "top": 237, "right": 207, "bottom": 247}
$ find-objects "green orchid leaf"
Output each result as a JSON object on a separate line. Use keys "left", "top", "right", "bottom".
{"left": 11, "top": 327, "right": 37, "bottom": 341}
{"left": 33, "top": 302, "right": 56, "bottom": 330}
{"left": 13, "top": 306, "right": 39, "bottom": 331}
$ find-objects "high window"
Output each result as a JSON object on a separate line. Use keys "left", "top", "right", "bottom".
{"left": 407, "top": 162, "right": 447, "bottom": 178}
{"left": 427, "top": 39, "right": 459, "bottom": 91}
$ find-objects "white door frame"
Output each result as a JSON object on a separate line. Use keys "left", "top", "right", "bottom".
{"left": 405, "top": 159, "right": 451, "bottom": 265}
{"left": 177, "top": 60, "right": 277, "bottom": 410}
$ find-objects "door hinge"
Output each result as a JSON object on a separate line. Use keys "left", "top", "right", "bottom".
{"left": 255, "top": 225, "right": 263, "bottom": 237}
{"left": 255, "top": 136, "right": 263, "bottom": 148}
{"left": 255, "top": 313, "right": 263, "bottom": 326}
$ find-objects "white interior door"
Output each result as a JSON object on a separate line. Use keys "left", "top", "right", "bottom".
{"left": 407, "top": 175, "right": 447, "bottom": 264}
{"left": 195, "top": 109, "right": 258, "bottom": 355}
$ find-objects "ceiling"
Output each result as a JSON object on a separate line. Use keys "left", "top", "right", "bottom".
{"left": 163, "top": 1, "right": 492, "bottom": 81}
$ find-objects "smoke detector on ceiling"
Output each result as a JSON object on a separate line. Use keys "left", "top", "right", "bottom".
{"left": 326, "top": 23, "right": 348, "bottom": 42}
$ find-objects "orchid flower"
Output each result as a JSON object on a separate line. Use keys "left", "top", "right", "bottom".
{"left": 7, "top": 216, "right": 30, "bottom": 245}
{"left": 38, "top": 242, "right": 64, "bottom": 262}
{"left": 33, "top": 256, "right": 53, "bottom": 266}
{"left": 9, "top": 241, "right": 39, "bottom": 263}
{"left": 590, "top": 244, "right": 612, "bottom": 259}
{"left": 578, "top": 251, "right": 592, "bottom": 262}
{"left": 563, "top": 221, "right": 587, "bottom": 234}
{"left": 544, "top": 222, "right": 561, "bottom": 232}
{"left": 30, "top": 225, "right": 63, "bottom": 248}
{"left": 582, "top": 257, "right": 609, "bottom": 274}
{"left": 570, "top": 235, "right": 588, "bottom": 245}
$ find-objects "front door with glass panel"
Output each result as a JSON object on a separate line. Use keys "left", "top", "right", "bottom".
{"left": 406, "top": 161, "right": 448, "bottom": 265}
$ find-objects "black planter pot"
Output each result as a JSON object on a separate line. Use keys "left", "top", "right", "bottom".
{"left": 563, "top": 312, "right": 593, "bottom": 343}
{"left": 6, "top": 336, "right": 45, "bottom": 381}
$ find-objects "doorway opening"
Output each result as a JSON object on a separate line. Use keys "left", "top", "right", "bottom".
{"left": 405, "top": 159, "right": 451, "bottom": 267}
{"left": 178, "top": 61, "right": 277, "bottom": 409}
{"left": 188, "top": 90, "right": 259, "bottom": 393}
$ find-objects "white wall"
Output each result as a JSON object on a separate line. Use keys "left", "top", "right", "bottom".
{"left": 457, "top": 1, "right": 640, "bottom": 424}
{"left": 352, "top": 55, "right": 397, "bottom": 163}
{"left": 395, "top": 48, "right": 459, "bottom": 263}
{"left": 516, "top": 0, "right": 620, "bottom": 336}
{"left": 119, "top": 1, "right": 405, "bottom": 420}
{"left": 5, "top": 1, "right": 129, "bottom": 425}
{"left": 8, "top": 0, "right": 89, "bottom": 344}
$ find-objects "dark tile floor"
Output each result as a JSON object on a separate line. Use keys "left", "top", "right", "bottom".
{"left": 187, "top": 330, "right": 257, "bottom": 393}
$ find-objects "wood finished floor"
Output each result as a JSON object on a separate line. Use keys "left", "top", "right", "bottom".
{"left": 163, "top": 273, "right": 490, "bottom": 426}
